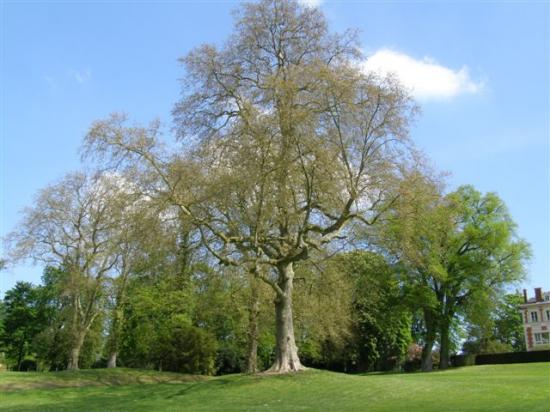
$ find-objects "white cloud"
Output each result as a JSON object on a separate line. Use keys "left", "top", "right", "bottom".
{"left": 298, "top": 0, "right": 323, "bottom": 8}
{"left": 362, "top": 49, "right": 482, "bottom": 100}
{"left": 68, "top": 68, "right": 92, "bottom": 84}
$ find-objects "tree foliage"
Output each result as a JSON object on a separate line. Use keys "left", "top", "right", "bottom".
{"left": 380, "top": 177, "right": 531, "bottom": 370}
{"left": 1, "top": 0, "right": 531, "bottom": 376}
{"left": 82, "top": 0, "right": 417, "bottom": 373}
{"left": 1, "top": 282, "right": 44, "bottom": 370}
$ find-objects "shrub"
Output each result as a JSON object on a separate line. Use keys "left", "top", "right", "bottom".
{"left": 157, "top": 321, "right": 217, "bottom": 375}
{"left": 215, "top": 344, "right": 245, "bottom": 374}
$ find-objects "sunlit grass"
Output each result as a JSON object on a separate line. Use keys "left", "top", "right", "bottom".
{"left": 1, "top": 363, "right": 549, "bottom": 411}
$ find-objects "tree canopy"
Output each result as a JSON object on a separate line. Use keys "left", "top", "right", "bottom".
{"left": 82, "top": 0, "right": 417, "bottom": 373}
{"left": 2, "top": 0, "right": 532, "bottom": 375}
{"left": 379, "top": 179, "right": 531, "bottom": 370}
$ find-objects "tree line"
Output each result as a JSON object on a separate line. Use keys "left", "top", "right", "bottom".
{"left": 1, "top": 0, "right": 530, "bottom": 374}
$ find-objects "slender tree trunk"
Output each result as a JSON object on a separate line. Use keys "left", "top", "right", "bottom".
{"left": 107, "top": 352, "right": 117, "bottom": 369}
{"left": 421, "top": 309, "right": 437, "bottom": 372}
{"left": 439, "top": 317, "right": 452, "bottom": 370}
{"left": 106, "top": 308, "right": 121, "bottom": 369}
{"left": 16, "top": 343, "right": 25, "bottom": 371}
{"left": 246, "top": 275, "right": 260, "bottom": 373}
{"left": 268, "top": 262, "right": 305, "bottom": 373}
{"left": 106, "top": 268, "right": 129, "bottom": 369}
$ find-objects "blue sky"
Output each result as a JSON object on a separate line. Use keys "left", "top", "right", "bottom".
{"left": 1, "top": 0, "right": 548, "bottom": 296}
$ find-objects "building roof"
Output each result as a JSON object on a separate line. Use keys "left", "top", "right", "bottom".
{"left": 519, "top": 290, "right": 550, "bottom": 308}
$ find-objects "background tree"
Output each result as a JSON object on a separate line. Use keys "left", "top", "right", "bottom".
{"left": 0, "top": 282, "right": 44, "bottom": 370}
{"left": 31, "top": 266, "right": 73, "bottom": 370}
{"left": 339, "top": 251, "right": 412, "bottom": 372}
{"left": 381, "top": 178, "right": 531, "bottom": 370}
{"left": 291, "top": 257, "right": 354, "bottom": 371}
{"left": 463, "top": 292, "right": 526, "bottom": 354}
{"left": 5, "top": 172, "right": 141, "bottom": 369}
{"left": 492, "top": 293, "right": 526, "bottom": 352}
{"left": 103, "top": 192, "right": 167, "bottom": 369}
{"left": 83, "top": 0, "right": 416, "bottom": 373}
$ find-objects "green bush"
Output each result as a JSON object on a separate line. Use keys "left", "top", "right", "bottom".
{"left": 215, "top": 344, "right": 245, "bottom": 374}
{"left": 157, "top": 320, "right": 217, "bottom": 375}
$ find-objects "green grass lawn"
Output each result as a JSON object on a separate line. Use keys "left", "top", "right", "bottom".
{"left": 1, "top": 363, "right": 549, "bottom": 411}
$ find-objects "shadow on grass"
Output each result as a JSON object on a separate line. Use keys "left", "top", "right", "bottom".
{"left": 0, "top": 368, "right": 207, "bottom": 392}
{"left": 2, "top": 376, "right": 262, "bottom": 412}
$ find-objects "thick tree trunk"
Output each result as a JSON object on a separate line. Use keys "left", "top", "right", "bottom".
{"left": 268, "top": 263, "right": 305, "bottom": 373}
{"left": 107, "top": 352, "right": 117, "bottom": 369}
{"left": 421, "top": 310, "right": 437, "bottom": 372}
{"left": 67, "top": 343, "right": 82, "bottom": 370}
{"left": 67, "top": 331, "right": 86, "bottom": 370}
{"left": 246, "top": 275, "right": 260, "bottom": 374}
{"left": 421, "top": 338, "right": 434, "bottom": 372}
{"left": 439, "top": 318, "right": 451, "bottom": 369}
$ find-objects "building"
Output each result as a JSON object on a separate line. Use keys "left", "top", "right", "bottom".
{"left": 519, "top": 287, "right": 550, "bottom": 351}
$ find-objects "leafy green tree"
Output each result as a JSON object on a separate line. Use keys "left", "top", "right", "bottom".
{"left": 31, "top": 267, "right": 69, "bottom": 370}
{"left": 337, "top": 252, "right": 412, "bottom": 371}
{"left": 104, "top": 196, "right": 175, "bottom": 369}
{"left": 192, "top": 265, "right": 251, "bottom": 373}
{"left": 119, "top": 275, "right": 194, "bottom": 369}
{"left": 463, "top": 292, "right": 526, "bottom": 354}
{"left": 1, "top": 282, "right": 45, "bottom": 370}
{"left": 492, "top": 293, "right": 526, "bottom": 352}
{"left": 1, "top": 283, "right": 36, "bottom": 370}
{"left": 118, "top": 271, "right": 221, "bottom": 375}
{"left": 381, "top": 179, "right": 531, "bottom": 370}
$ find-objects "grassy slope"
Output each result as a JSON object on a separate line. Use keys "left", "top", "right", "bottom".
{"left": 1, "top": 363, "right": 549, "bottom": 411}
{"left": 0, "top": 368, "right": 206, "bottom": 391}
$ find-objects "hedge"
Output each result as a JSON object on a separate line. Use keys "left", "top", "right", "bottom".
{"left": 474, "top": 350, "right": 550, "bottom": 365}
{"left": 450, "top": 354, "right": 476, "bottom": 367}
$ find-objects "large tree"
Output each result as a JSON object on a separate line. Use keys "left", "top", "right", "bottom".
{"left": 103, "top": 192, "right": 169, "bottom": 369}
{"left": 83, "top": 0, "right": 416, "bottom": 373}
{"left": 381, "top": 180, "right": 530, "bottom": 370}
{"left": 5, "top": 172, "right": 141, "bottom": 369}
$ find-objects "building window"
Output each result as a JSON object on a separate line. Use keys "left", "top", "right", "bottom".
{"left": 542, "top": 332, "right": 550, "bottom": 344}
{"left": 547, "top": 310, "right": 550, "bottom": 321}
{"left": 534, "top": 333, "right": 541, "bottom": 344}
{"left": 531, "top": 312, "right": 538, "bottom": 322}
